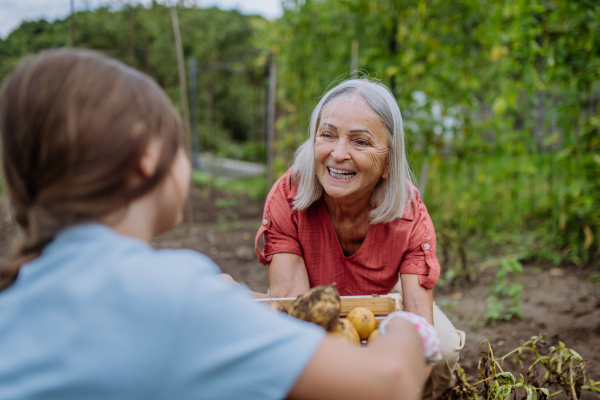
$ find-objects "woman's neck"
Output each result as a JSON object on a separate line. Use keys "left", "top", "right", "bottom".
{"left": 323, "top": 192, "right": 372, "bottom": 224}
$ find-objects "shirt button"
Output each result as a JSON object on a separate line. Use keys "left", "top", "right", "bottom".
{"left": 424, "top": 243, "right": 430, "bottom": 250}
{"left": 263, "top": 219, "right": 268, "bottom": 226}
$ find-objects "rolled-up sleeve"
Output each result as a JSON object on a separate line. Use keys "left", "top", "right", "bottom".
{"left": 255, "top": 171, "right": 303, "bottom": 265}
{"left": 399, "top": 192, "right": 440, "bottom": 290}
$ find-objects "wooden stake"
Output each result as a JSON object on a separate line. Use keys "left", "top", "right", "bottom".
{"left": 419, "top": 161, "right": 430, "bottom": 199}
{"left": 129, "top": 2, "right": 136, "bottom": 68}
{"left": 351, "top": 40, "right": 359, "bottom": 77}
{"left": 70, "top": 0, "right": 75, "bottom": 46}
{"left": 170, "top": 4, "right": 194, "bottom": 244}
{"left": 188, "top": 58, "right": 199, "bottom": 169}
{"left": 266, "top": 57, "right": 277, "bottom": 189}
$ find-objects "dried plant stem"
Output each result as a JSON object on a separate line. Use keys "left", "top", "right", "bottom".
{"left": 467, "top": 376, "right": 494, "bottom": 389}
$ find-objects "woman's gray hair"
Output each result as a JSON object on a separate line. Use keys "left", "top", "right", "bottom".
{"left": 292, "top": 78, "right": 414, "bottom": 224}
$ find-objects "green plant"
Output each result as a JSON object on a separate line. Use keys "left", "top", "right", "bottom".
{"left": 442, "top": 335, "right": 600, "bottom": 400}
{"left": 273, "top": 0, "right": 600, "bottom": 281}
{"left": 588, "top": 271, "right": 600, "bottom": 285}
{"left": 484, "top": 257, "right": 524, "bottom": 324}
{"left": 192, "top": 171, "right": 267, "bottom": 201}
{"left": 215, "top": 198, "right": 237, "bottom": 208}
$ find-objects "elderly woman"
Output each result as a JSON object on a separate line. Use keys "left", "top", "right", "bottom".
{"left": 254, "top": 79, "right": 465, "bottom": 400}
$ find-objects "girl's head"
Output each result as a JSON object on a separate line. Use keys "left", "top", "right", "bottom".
{"left": 0, "top": 48, "right": 189, "bottom": 289}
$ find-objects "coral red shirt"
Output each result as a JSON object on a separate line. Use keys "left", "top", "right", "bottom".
{"left": 255, "top": 169, "right": 440, "bottom": 295}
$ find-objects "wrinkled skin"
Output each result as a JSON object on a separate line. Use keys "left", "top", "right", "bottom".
{"left": 315, "top": 96, "right": 390, "bottom": 204}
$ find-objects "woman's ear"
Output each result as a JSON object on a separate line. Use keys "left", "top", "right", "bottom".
{"left": 138, "top": 139, "right": 162, "bottom": 178}
{"left": 382, "top": 163, "right": 390, "bottom": 180}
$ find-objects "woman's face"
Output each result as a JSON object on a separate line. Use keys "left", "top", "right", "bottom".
{"left": 314, "top": 97, "right": 390, "bottom": 203}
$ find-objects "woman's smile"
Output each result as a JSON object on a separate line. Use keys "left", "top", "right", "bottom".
{"left": 327, "top": 166, "right": 357, "bottom": 180}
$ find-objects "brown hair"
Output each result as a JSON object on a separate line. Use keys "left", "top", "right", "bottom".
{"left": 0, "top": 48, "right": 182, "bottom": 290}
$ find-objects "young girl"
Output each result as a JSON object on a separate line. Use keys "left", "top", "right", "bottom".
{"left": 0, "top": 49, "right": 437, "bottom": 400}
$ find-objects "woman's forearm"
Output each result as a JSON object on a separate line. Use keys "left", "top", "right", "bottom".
{"left": 267, "top": 253, "right": 310, "bottom": 297}
{"left": 400, "top": 274, "right": 434, "bottom": 325}
{"left": 222, "top": 253, "right": 310, "bottom": 298}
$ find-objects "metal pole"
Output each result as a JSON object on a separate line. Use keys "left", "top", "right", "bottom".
{"left": 70, "top": 0, "right": 75, "bottom": 46}
{"left": 266, "top": 56, "right": 277, "bottom": 189}
{"left": 188, "top": 57, "right": 200, "bottom": 169}
{"left": 170, "top": 4, "right": 194, "bottom": 243}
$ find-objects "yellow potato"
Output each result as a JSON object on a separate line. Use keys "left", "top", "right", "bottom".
{"left": 332, "top": 318, "right": 361, "bottom": 344}
{"left": 330, "top": 332, "right": 361, "bottom": 345}
{"left": 346, "top": 307, "right": 377, "bottom": 340}
{"left": 367, "top": 328, "right": 381, "bottom": 344}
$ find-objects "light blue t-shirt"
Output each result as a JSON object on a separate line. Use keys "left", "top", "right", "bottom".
{"left": 0, "top": 224, "right": 324, "bottom": 400}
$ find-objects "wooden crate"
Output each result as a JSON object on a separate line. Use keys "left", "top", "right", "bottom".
{"left": 255, "top": 293, "right": 403, "bottom": 317}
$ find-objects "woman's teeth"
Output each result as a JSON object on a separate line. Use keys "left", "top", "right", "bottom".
{"left": 328, "top": 167, "right": 356, "bottom": 180}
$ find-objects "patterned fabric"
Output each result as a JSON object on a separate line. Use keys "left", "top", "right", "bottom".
{"left": 379, "top": 311, "right": 442, "bottom": 366}
{"left": 255, "top": 168, "right": 441, "bottom": 295}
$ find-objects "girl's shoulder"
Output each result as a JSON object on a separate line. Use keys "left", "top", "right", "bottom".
{"left": 38, "top": 223, "right": 222, "bottom": 293}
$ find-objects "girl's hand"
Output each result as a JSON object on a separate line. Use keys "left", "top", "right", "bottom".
{"left": 379, "top": 311, "right": 442, "bottom": 366}
{"left": 220, "top": 274, "right": 238, "bottom": 285}
{"left": 219, "top": 274, "right": 270, "bottom": 299}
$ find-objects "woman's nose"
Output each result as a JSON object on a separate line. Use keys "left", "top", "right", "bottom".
{"left": 330, "top": 140, "right": 351, "bottom": 162}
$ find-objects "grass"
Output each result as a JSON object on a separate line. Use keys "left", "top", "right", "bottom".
{"left": 192, "top": 171, "right": 267, "bottom": 202}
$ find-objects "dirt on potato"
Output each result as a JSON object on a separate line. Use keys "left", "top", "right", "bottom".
{"left": 288, "top": 285, "right": 341, "bottom": 332}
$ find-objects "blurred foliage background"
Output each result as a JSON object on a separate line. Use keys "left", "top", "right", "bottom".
{"left": 1, "top": 0, "right": 599, "bottom": 286}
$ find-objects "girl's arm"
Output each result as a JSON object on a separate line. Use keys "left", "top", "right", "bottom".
{"left": 289, "top": 317, "right": 427, "bottom": 400}
{"left": 400, "top": 274, "right": 434, "bottom": 325}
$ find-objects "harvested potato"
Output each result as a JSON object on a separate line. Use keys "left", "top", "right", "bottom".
{"left": 367, "top": 328, "right": 381, "bottom": 344}
{"left": 347, "top": 307, "right": 377, "bottom": 340}
{"left": 330, "top": 332, "right": 361, "bottom": 345}
{"left": 268, "top": 301, "right": 288, "bottom": 314}
{"left": 332, "top": 318, "right": 361, "bottom": 344}
{"left": 288, "top": 285, "right": 341, "bottom": 331}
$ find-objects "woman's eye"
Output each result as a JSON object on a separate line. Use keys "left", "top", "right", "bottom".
{"left": 356, "top": 140, "right": 369, "bottom": 146}
{"left": 321, "top": 132, "right": 333, "bottom": 138}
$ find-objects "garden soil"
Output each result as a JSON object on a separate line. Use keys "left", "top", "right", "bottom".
{"left": 1, "top": 187, "right": 598, "bottom": 398}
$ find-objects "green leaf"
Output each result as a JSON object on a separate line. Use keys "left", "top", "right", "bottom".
{"left": 492, "top": 96, "right": 508, "bottom": 115}
{"left": 569, "top": 349, "right": 583, "bottom": 362}
{"left": 496, "top": 372, "right": 516, "bottom": 385}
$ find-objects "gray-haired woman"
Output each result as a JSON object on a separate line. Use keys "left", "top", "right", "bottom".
{"left": 254, "top": 78, "right": 465, "bottom": 399}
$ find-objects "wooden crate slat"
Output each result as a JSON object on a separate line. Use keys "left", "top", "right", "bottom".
{"left": 255, "top": 294, "right": 402, "bottom": 316}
